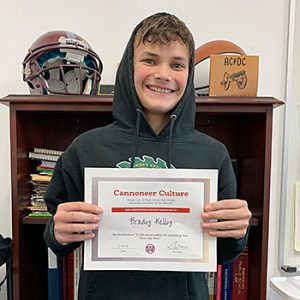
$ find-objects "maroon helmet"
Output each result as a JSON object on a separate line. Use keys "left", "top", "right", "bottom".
{"left": 22, "top": 30, "right": 103, "bottom": 95}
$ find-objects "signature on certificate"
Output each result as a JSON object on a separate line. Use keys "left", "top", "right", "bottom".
{"left": 167, "top": 240, "right": 189, "bottom": 250}
{"left": 128, "top": 217, "right": 173, "bottom": 228}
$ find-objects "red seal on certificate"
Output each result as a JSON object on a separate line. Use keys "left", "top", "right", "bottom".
{"left": 145, "top": 244, "right": 155, "bottom": 254}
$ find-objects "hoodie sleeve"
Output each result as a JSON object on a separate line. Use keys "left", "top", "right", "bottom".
{"left": 217, "top": 151, "right": 249, "bottom": 264}
{"left": 43, "top": 150, "right": 83, "bottom": 257}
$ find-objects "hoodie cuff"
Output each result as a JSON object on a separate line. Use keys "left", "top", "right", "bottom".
{"left": 44, "top": 217, "right": 81, "bottom": 257}
{"left": 217, "top": 226, "right": 249, "bottom": 264}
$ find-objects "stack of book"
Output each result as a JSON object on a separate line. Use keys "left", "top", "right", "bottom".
{"left": 28, "top": 147, "right": 63, "bottom": 217}
{"left": 29, "top": 174, "right": 52, "bottom": 217}
{"left": 206, "top": 247, "right": 249, "bottom": 299}
{"left": 29, "top": 147, "right": 63, "bottom": 175}
{"left": 48, "top": 245, "right": 82, "bottom": 300}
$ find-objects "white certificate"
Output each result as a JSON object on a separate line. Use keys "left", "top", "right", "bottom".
{"left": 84, "top": 168, "right": 218, "bottom": 272}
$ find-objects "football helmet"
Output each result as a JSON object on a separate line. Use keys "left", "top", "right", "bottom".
{"left": 194, "top": 40, "right": 245, "bottom": 95}
{"left": 22, "top": 30, "right": 103, "bottom": 95}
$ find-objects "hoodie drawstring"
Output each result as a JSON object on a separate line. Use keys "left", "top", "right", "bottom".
{"left": 131, "top": 109, "right": 142, "bottom": 168}
{"left": 168, "top": 114, "right": 177, "bottom": 168}
{"left": 130, "top": 110, "right": 177, "bottom": 168}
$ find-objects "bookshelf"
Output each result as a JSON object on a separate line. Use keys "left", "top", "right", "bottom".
{"left": 0, "top": 94, "right": 283, "bottom": 300}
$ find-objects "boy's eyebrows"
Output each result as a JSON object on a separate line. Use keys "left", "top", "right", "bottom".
{"left": 141, "top": 51, "right": 188, "bottom": 62}
{"left": 141, "top": 51, "right": 158, "bottom": 57}
{"left": 173, "top": 56, "right": 188, "bottom": 62}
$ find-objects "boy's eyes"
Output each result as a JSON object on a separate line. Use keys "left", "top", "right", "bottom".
{"left": 142, "top": 59, "right": 155, "bottom": 65}
{"left": 172, "top": 63, "right": 185, "bottom": 70}
{"left": 141, "top": 59, "right": 185, "bottom": 70}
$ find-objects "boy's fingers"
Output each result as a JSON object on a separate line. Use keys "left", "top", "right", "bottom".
{"left": 206, "top": 229, "right": 247, "bottom": 239}
{"left": 204, "top": 199, "right": 248, "bottom": 211}
{"left": 202, "top": 220, "right": 249, "bottom": 231}
{"left": 56, "top": 222, "right": 99, "bottom": 234}
{"left": 202, "top": 207, "right": 251, "bottom": 221}
{"left": 54, "top": 210, "right": 101, "bottom": 224}
{"left": 57, "top": 201, "right": 102, "bottom": 214}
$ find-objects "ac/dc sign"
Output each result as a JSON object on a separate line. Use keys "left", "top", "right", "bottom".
{"left": 224, "top": 56, "right": 246, "bottom": 66}
{"left": 209, "top": 55, "right": 259, "bottom": 97}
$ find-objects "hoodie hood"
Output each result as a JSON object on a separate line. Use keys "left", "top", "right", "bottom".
{"left": 112, "top": 18, "right": 196, "bottom": 139}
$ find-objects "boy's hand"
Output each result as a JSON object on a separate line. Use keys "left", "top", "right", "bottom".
{"left": 201, "top": 199, "right": 251, "bottom": 239}
{"left": 53, "top": 202, "right": 103, "bottom": 244}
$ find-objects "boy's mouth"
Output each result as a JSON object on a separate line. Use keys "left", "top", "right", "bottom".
{"left": 147, "top": 85, "right": 174, "bottom": 94}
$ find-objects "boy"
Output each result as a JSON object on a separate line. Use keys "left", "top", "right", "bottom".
{"left": 44, "top": 12, "right": 251, "bottom": 299}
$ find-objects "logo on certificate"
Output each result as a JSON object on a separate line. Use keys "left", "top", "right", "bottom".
{"left": 145, "top": 244, "right": 155, "bottom": 254}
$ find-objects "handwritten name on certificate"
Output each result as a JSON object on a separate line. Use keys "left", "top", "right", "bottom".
{"left": 84, "top": 168, "right": 218, "bottom": 272}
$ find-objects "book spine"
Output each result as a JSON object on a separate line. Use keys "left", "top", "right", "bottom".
{"left": 62, "top": 256, "right": 68, "bottom": 300}
{"left": 221, "top": 263, "right": 232, "bottom": 300}
{"left": 67, "top": 252, "right": 74, "bottom": 300}
{"left": 231, "top": 248, "right": 249, "bottom": 299}
{"left": 216, "top": 264, "right": 222, "bottom": 300}
{"left": 74, "top": 248, "right": 78, "bottom": 300}
{"left": 47, "top": 247, "right": 63, "bottom": 300}
{"left": 207, "top": 272, "right": 216, "bottom": 300}
{"left": 28, "top": 212, "right": 52, "bottom": 217}
{"left": 33, "top": 147, "right": 64, "bottom": 156}
{"left": 74, "top": 245, "right": 82, "bottom": 300}
{"left": 29, "top": 152, "right": 60, "bottom": 162}
{"left": 30, "top": 173, "right": 52, "bottom": 182}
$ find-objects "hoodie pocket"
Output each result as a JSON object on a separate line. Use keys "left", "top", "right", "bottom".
{"left": 78, "top": 270, "right": 207, "bottom": 300}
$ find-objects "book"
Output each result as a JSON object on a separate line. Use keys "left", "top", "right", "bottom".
{"left": 47, "top": 247, "right": 63, "bottom": 300}
{"left": 216, "top": 264, "right": 222, "bottom": 300}
{"left": 61, "top": 256, "right": 68, "bottom": 300}
{"left": 221, "top": 263, "right": 232, "bottom": 300}
{"left": 30, "top": 173, "right": 52, "bottom": 182}
{"left": 28, "top": 174, "right": 52, "bottom": 217}
{"left": 29, "top": 152, "right": 60, "bottom": 162}
{"left": 36, "top": 166, "right": 55, "bottom": 175}
{"left": 206, "top": 272, "right": 216, "bottom": 300}
{"left": 33, "top": 147, "right": 64, "bottom": 156}
{"left": 37, "top": 160, "right": 56, "bottom": 168}
{"left": 232, "top": 247, "right": 249, "bottom": 299}
{"left": 29, "top": 148, "right": 60, "bottom": 176}
{"left": 66, "top": 252, "right": 75, "bottom": 300}
{"left": 74, "top": 245, "right": 83, "bottom": 300}
{"left": 28, "top": 212, "right": 52, "bottom": 217}
{"left": 28, "top": 148, "right": 56, "bottom": 218}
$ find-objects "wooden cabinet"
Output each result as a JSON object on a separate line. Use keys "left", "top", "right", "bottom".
{"left": 0, "top": 94, "right": 283, "bottom": 300}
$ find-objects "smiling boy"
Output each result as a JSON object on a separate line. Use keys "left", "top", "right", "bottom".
{"left": 44, "top": 12, "right": 251, "bottom": 299}
{"left": 133, "top": 39, "right": 189, "bottom": 133}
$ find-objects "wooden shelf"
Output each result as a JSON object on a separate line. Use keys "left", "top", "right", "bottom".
{"left": 22, "top": 216, "right": 50, "bottom": 225}
{"left": 0, "top": 94, "right": 283, "bottom": 300}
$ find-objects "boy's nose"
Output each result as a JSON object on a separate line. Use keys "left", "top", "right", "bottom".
{"left": 154, "top": 66, "right": 171, "bottom": 81}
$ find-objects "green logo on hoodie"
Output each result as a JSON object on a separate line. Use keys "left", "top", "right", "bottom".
{"left": 116, "top": 155, "right": 174, "bottom": 169}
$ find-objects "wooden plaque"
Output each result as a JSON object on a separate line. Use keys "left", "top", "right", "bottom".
{"left": 209, "top": 55, "right": 259, "bottom": 97}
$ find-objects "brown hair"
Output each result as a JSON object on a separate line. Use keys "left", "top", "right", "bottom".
{"left": 134, "top": 12, "right": 195, "bottom": 59}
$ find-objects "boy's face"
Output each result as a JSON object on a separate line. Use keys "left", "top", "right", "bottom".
{"left": 133, "top": 39, "right": 189, "bottom": 129}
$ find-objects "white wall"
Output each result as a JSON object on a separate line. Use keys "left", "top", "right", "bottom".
{"left": 279, "top": 0, "right": 300, "bottom": 272}
{"left": 0, "top": 0, "right": 289, "bottom": 298}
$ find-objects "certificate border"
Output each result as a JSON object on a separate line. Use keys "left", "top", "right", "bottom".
{"left": 90, "top": 177, "right": 211, "bottom": 264}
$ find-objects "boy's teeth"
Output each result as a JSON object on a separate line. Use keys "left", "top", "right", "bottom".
{"left": 149, "top": 86, "right": 172, "bottom": 94}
